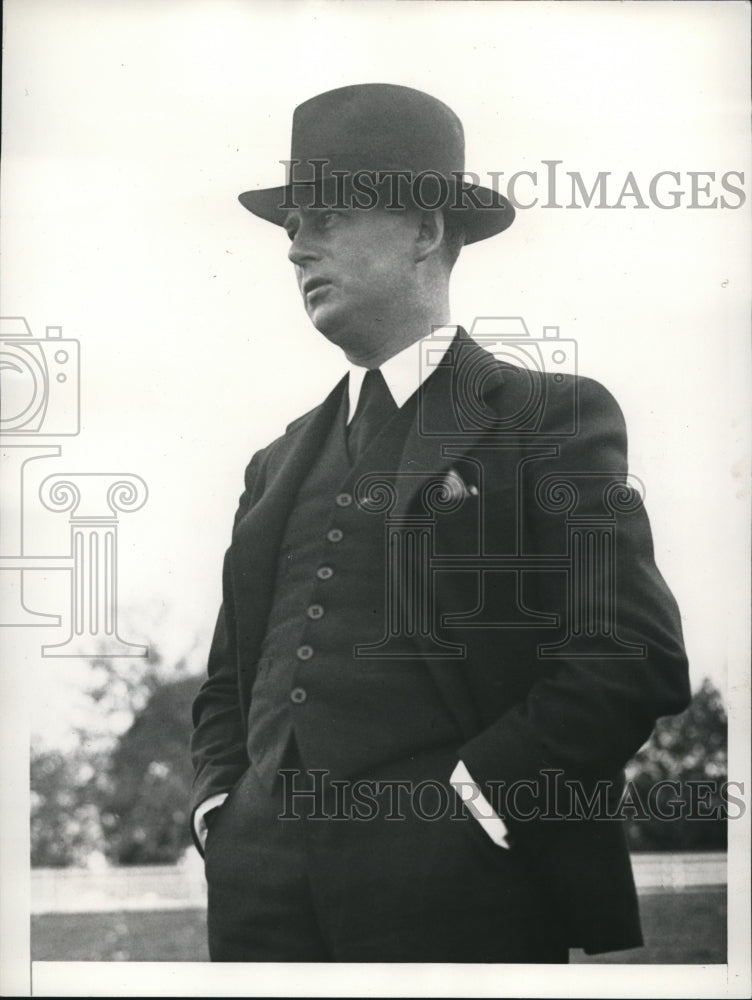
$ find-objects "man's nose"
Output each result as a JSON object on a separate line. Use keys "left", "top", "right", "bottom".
{"left": 287, "top": 229, "right": 318, "bottom": 266}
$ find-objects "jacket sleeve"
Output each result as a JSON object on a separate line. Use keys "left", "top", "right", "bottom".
{"left": 458, "top": 375, "right": 691, "bottom": 847}
{"left": 189, "top": 451, "right": 263, "bottom": 850}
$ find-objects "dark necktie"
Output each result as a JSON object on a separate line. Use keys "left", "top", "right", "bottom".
{"left": 347, "top": 368, "right": 397, "bottom": 463}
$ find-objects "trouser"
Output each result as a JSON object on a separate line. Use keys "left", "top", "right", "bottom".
{"left": 204, "top": 742, "right": 569, "bottom": 963}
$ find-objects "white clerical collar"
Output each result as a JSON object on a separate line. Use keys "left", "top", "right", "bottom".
{"left": 346, "top": 325, "right": 457, "bottom": 423}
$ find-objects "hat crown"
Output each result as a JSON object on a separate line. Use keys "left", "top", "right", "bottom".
{"left": 289, "top": 83, "right": 465, "bottom": 177}
{"left": 238, "top": 82, "right": 515, "bottom": 244}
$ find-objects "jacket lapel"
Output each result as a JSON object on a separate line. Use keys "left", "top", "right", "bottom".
{"left": 230, "top": 375, "right": 348, "bottom": 667}
{"left": 392, "top": 328, "right": 505, "bottom": 516}
{"left": 390, "top": 330, "right": 506, "bottom": 742}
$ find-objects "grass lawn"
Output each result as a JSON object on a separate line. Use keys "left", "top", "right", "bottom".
{"left": 32, "top": 888, "right": 725, "bottom": 964}
{"left": 571, "top": 887, "right": 726, "bottom": 964}
{"left": 33, "top": 908, "right": 210, "bottom": 963}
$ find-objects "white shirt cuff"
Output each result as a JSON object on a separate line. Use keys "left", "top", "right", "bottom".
{"left": 194, "top": 793, "right": 229, "bottom": 849}
{"left": 451, "top": 760, "right": 510, "bottom": 849}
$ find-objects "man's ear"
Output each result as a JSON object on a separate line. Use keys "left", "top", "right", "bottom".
{"left": 414, "top": 209, "right": 445, "bottom": 263}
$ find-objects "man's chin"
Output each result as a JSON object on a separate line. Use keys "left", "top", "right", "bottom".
{"left": 307, "top": 308, "right": 352, "bottom": 350}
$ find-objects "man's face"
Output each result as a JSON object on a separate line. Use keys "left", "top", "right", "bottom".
{"left": 284, "top": 204, "right": 419, "bottom": 357}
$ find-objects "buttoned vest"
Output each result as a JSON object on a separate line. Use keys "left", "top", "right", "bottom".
{"left": 246, "top": 386, "right": 461, "bottom": 789}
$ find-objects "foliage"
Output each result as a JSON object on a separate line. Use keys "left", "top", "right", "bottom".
{"left": 101, "top": 675, "right": 202, "bottom": 864}
{"left": 31, "top": 645, "right": 200, "bottom": 867}
{"left": 624, "top": 678, "right": 728, "bottom": 851}
{"left": 84, "top": 646, "right": 190, "bottom": 750}
{"left": 30, "top": 745, "right": 108, "bottom": 868}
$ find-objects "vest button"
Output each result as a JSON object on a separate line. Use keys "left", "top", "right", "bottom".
{"left": 335, "top": 492, "right": 352, "bottom": 507}
{"left": 296, "top": 644, "right": 314, "bottom": 661}
{"left": 316, "top": 566, "right": 334, "bottom": 580}
{"left": 306, "top": 604, "right": 324, "bottom": 620}
{"left": 327, "top": 528, "right": 344, "bottom": 543}
{"left": 290, "top": 687, "right": 307, "bottom": 704}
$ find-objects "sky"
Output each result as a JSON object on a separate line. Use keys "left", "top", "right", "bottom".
{"left": 1, "top": 2, "right": 750, "bottom": 995}
{"left": 2, "top": 0, "right": 749, "bottom": 740}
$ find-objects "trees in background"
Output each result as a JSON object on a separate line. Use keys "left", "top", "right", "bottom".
{"left": 31, "top": 647, "right": 200, "bottom": 866}
{"left": 102, "top": 675, "right": 200, "bottom": 863}
{"left": 624, "top": 677, "right": 729, "bottom": 851}
{"left": 30, "top": 745, "right": 108, "bottom": 868}
{"left": 31, "top": 667, "right": 730, "bottom": 866}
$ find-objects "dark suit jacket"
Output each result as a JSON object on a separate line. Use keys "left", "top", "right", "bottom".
{"left": 191, "top": 329, "right": 690, "bottom": 954}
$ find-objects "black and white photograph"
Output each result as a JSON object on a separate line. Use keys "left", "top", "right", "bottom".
{"left": 1, "top": 1, "right": 750, "bottom": 996}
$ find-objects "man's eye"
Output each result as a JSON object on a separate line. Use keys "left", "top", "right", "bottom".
{"left": 286, "top": 211, "right": 337, "bottom": 240}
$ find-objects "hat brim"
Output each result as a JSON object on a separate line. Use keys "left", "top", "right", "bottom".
{"left": 237, "top": 179, "right": 514, "bottom": 245}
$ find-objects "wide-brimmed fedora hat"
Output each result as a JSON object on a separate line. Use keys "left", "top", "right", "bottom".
{"left": 239, "top": 83, "right": 514, "bottom": 245}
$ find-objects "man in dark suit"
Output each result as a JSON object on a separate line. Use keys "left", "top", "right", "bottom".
{"left": 190, "top": 83, "right": 690, "bottom": 963}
